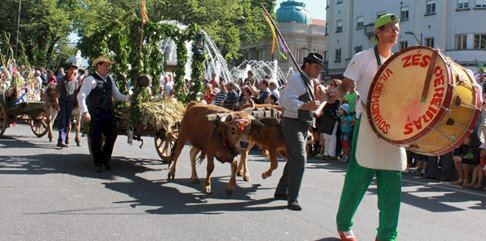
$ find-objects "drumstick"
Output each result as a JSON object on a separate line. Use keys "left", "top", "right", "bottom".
{"left": 421, "top": 50, "right": 439, "bottom": 103}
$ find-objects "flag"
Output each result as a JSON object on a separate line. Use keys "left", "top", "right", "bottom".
{"left": 140, "top": 0, "right": 149, "bottom": 23}
{"left": 263, "top": 13, "right": 287, "bottom": 60}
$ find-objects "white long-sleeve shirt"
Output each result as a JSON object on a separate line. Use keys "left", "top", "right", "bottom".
{"left": 77, "top": 72, "right": 129, "bottom": 113}
{"left": 280, "top": 72, "right": 315, "bottom": 119}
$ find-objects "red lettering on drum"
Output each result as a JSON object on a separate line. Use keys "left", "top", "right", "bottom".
{"left": 433, "top": 66, "right": 444, "bottom": 87}
{"left": 420, "top": 55, "right": 431, "bottom": 68}
{"left": 378, "top": 68, "right": 393, "bottom": 82}
{"left": 402, "top": 66, "right": 447, "bottom": 136}
{"left": 401, "top": 51, "right": 430, "bottom": 69}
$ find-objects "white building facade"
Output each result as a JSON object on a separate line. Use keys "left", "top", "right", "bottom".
{"left": 325, "top": 0, "right": 486, "bottom": 79}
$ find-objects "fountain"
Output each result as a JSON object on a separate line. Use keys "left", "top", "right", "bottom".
{"left": 158, "top": 21, "right": 288, "bottom": 86}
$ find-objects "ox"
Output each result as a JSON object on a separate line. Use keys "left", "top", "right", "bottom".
{"left": 43, "top": 82, "right": 82, "bottom": 146}
{"left": 237, "top": 105, "right": 285, "bottom": 181}
{"left": 168, "top": 102, "right": 263, "bottom": 195}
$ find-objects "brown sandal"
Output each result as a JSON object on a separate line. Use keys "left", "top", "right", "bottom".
{"left": 455, "top": 179, "right": 464, "bottom": 185}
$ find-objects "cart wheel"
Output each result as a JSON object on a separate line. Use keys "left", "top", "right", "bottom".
{"left": 30, "top": 112, "right": 48, "bottom": 137}
{"left": 155, "top": 129, "right": 178, "bottom": 163}
{"left": 0, "top": 104, "right": 7, "bottom": 137}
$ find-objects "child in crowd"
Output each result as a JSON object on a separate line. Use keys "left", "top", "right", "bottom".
{"left": 453, "top": 134, "right": 480, "bottom": 187}
{"left": 465, "top": 142, "right": 486, "bottom": 189}
{"left": 338, "top": 104, "right": 353, "bottom": 162}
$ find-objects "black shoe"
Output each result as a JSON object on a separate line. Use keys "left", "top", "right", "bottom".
{"left": 274, "top": 193, "right": 288, "bottom": 200}
{"left": 103, "top": 163, "right": 111, "bottom": 171}
{"left": 287, "top": 200, "right": 302, "bottom": 211}
{"left": 57, "top": 142, "right": 68, "bottom": 148}
{"left": 96, "top": 165, "right": 103, "bottom": 173}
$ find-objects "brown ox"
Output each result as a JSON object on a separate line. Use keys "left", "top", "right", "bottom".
{"left": 237, "top": 104, "right": 285, "bottom": 181}
{"left": 168, "top": 102, "right": 263, "bottom": 195}
{"left": 43, "top": 82, "right": 82, "bottom": 145}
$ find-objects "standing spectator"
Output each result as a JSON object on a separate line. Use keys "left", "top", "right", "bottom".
{"left": 56, "top": 61, "right": 79, "bottom": 148}
{"left": 317, "top": 79, "right": 342, "bottom": 160}
{"left": 77, "top": 55, "right": 130, "bottom": 172}
{"left": 335, "top": 14, "right": 405, "bottom": 241}
{"left": 338, "top": 104, "right": 353, "bottom": 162}
{"left": 56, "top": 66, "right": 65, "bottom": 80}
{"left": 274, "top": 52, "right": 325, "bottom": 211}
{"left": 163, "top": 74, "right": 174, "bottom": 97}
{"left": 47, "top": 70, "right": 57, "bottom": 83}
{"left": 40, "top": 67, "right": 48, "bottom": 86}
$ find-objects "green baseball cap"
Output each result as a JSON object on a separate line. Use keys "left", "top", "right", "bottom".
{"left": 372, "top": 13, "right": 400, "bottom": 44}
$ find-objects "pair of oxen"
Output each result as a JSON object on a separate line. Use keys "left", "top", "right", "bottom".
{"left": 168, "top": 102, "right": 287, "bottom": 195}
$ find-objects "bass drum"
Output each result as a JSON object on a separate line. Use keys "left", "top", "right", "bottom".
{"left": 366, "top": 46, "right": 481, "bottom": 156}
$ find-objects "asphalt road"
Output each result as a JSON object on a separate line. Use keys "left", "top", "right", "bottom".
{"left": 1, "top": 124, "right": 485, "bottom": 241}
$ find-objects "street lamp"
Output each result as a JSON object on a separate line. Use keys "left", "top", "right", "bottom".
{"left": 405, "top": 31, "right": 423, "bottom": 46}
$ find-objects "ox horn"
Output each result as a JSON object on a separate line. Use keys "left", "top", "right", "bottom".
{"left": 207, "top": 113, "right": 231, "bottom": 122}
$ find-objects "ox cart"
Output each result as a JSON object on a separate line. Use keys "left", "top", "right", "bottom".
{"left": 85, "top": 96, "right": 183, "bottom": 164}
{"left": 0, "top": 88, "right": 48, "bottom": 138}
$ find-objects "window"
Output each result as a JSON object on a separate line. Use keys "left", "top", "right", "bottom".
{"left": 357, "top": 16, "right": 364, "bottom": 29}
{"left": 335, "top": 49, "right": 342, "bottom": 62}
{"left": 426, "top": 0, "right": 436, "bottom": 15}
{"left": 401, "top": 7, "right": 410, "bottom": 20}
{"left": 474, "top": 34, "right": 486, "bottom": 49}
{"left": 325, "top": 23, "right": 329, "bottom": 35}
{"left": 457, "top": 0, "right": 470, "bottom": 9}
{"left": 336, "top": 20, "right": 343, "bottom": 32}
{"left": 337, "top": 0, "right": 343, "bottom": 4}
{"left": 456, "top": 34, "right": 467, "bottom": 49}
{"left": 354, "top": 46, "right": 363, "bottom": 53}
{"left": 400, "top": 41, "right": 409, "bottom": 50}
{"left": 323, "top": 51, "right": 328, "bottom": 62}
{"left": 476, "top": 0, "right": 486, "bottom": 8}
{"left": 425, "top": 37, "right": 435, "bottom": 47}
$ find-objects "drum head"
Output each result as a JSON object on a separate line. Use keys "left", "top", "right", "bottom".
{"left": 366, "top": 46, "right": 452, "bottom": 144}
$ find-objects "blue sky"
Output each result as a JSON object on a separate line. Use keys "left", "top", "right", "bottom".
{"left": 276, "top": 0, "right": 327, "bottom": 20}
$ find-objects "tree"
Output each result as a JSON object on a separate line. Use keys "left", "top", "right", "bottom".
{"left": 0, "top": 0, "right": 78, "bottom": 68}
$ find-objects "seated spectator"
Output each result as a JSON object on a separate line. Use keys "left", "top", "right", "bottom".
{"left": 465, "top": 142, "right": 486, "bottom": 189}
{"left": 269, "top": 80, "right": 280, "bottom": 99}
{"left": 453, "top": 134, "right": 480, "bottom": 187}
{"left": 213, "top": 83, "right": 228, "bottom": 106}
{"left": 223, "top": 82, "right": 239, "bottom": 110}
{"left": 201, "top": 83, "right": 215, "bottom": 104}
{"left": 238, "top": 85, "right": 253, "bottom": 110}
{"left": 264, "top": 94, "right": 278, "bottom": 105}
{"left": 252, "top": 79, "right": 271, "bottom": 104}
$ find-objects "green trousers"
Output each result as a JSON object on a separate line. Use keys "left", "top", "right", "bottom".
{"left": 336, "top": 117, "right": 402, "bottom": 241}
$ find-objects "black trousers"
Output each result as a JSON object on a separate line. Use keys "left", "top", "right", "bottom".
{"left": 89, "top": 111, "right": 117, "bottom": 166}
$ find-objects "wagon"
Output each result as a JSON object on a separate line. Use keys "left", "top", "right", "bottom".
{"left": 85, "top": 98, "right": 182, "bottom": 164}
{"left": 0, "top": 88, "right": 48, "bottom": 138}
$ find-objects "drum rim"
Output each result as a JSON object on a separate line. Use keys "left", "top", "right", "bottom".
{"left": 366, "top": 46, "right": 454, "bottom": 145}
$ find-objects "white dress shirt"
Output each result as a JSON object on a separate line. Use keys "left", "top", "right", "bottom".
{"left": 77, "top": 72, "right": 129, "bottom": 113}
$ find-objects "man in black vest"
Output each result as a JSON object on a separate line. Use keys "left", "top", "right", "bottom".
{"left": 274, "top": 53, "right": 325, "bottom": 211}
{"left": 77, "top": 55, "right": 130, "bottom": 172}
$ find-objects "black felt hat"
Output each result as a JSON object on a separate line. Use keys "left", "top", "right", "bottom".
{"left": 303, "top": 53, "right": 324, "bottom": 66}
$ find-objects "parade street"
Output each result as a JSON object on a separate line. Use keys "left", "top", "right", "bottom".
{"left": 1, "top": 124, "right": 485, "bottom": 241}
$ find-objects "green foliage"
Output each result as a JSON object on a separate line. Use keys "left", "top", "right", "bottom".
{"left": 0, "top": 0, "right": 77, "bottom": 68}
